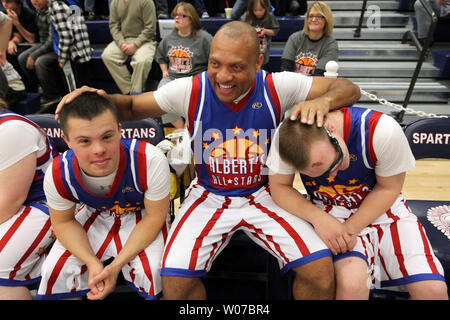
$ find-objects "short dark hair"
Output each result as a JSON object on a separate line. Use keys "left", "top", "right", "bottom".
{"left": 59, "top": 92, "right": 118, "bottom": 135}
{"left": 278, "top": 118, "right": 327, "bottom": 170}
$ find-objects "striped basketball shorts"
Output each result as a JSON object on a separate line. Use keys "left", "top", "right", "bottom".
{"left": 36, "top": 205, "right": 169, "bottom": 300}
{"left": 0, "top": 202, "right": 54, "bottom": 287}
{"left": 161, "top": 180, "right": 332, "bottom": 278}
{"left": 311, "top": 195, "right": 446, "bottom": 294}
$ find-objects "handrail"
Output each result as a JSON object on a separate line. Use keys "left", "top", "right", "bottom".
{"left": 354, "top": 0, "right": 368, "bottom": 37}
{"left": 395, "top": 0, "right": 438, "bottom": 123}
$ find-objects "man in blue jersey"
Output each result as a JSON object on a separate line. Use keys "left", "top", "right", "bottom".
{"left": 0, "top": 98, "right": 56, "bottom": 299}
{"left": 267, "top": 107, "right": 448, "bottom": 299}
{"left": 55, "top": 21, "right": 361, "bottom": 300}
{"left": 36, "top": 92, "right": 171, "bottom": 300}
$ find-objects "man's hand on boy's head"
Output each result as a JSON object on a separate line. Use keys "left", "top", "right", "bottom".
{"left": 289, "top": 97, "right": 331, "bottom": 127}
{"left": 55, "top": 86, "right": 107, "bottom": 120}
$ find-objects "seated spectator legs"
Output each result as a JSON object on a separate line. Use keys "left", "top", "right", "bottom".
{"left": 129, "top": 41, "right": 156, "bottom": 94}
{"left": 17, "top": 45, "right": 42, "bottom": 92}
{"left": 414, "top": 0, "right": 443, "bottom": 44}
{"left": 34, "top": 51, "right": 66, "bottom": 104}
{"left": 102, "top": 39, "right": 156, "bottom": 94}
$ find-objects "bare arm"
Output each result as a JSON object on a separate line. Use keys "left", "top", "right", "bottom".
{"left": 87, "top": 195, "right": 169, "bottom": 300}
{"left": 0, "top": 152, "right": 36, "bottom": 224}
{"left": 344, "top": 173, "right": 405, "bottom": 235}
{"left": 269, "top": 171, "right": 354, "bottom": 255}
{"left": 0, "top": 16, "right": 12, "bottom": 65}
{"left": 289, "top": 77, "right": 361, "bottom": 127}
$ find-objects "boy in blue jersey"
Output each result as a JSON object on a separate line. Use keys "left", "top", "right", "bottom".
{"left": 55, "top": 21, "right": 361, "bottom": 300}
{"left": 36, "top": 92, "right": 170, "bottom": 300}
{"left": 267, "top": 107, "right": 448, "bottom": 299}
{"left": 0, "top": 98, "right": 56, "bottom": 299}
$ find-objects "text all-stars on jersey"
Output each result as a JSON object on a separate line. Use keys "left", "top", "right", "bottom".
{"left": 188, "top": 70, "right": 281, "bottom": 197}
{"left": 51, "top": 139, "right": 149, "bottom": 213}
{"left": 301, "top": 107, "right": 383, "bottom": 209}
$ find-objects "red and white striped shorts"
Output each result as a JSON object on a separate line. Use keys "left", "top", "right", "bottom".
{"left": 0, "top": 203, "right": 54, "bottom": 286}
{"left": 311, "top": 195, "right": 446, "bottom": 293}
{"left": 161, "top": 180, "right": 332, "bottom": 277}
{"left": 36, "top": 205, "right": 169, "bottom": 300}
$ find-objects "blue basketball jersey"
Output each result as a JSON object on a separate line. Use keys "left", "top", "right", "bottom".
{"left": 187, "top": 70, "right": 282, "bottom": 196}
{"left": 0, "top": 111, "right": 56, "bottom": 204}
{"left": 52, "top": 139, "right": 150, "bottom": 214}
{"left": 301, "top": 107, "right": 383, "bottom": 209}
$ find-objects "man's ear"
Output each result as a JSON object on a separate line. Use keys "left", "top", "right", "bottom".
{"left": 325, "top": 121, "right": 336, "bottom": 133}
{"left": 255, "top": 53, "right": 264, "bottom": 73}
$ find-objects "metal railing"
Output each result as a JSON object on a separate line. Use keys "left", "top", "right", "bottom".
{"left": 398, "top": 0, "right": 438, "bottom": 123}
{"left": 353, "top": 0, "right": 438, "bottom": 123}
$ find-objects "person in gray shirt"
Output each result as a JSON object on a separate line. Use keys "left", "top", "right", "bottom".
{"left": 282, "top": 1, "right": 338, "bottom": 76}
{"left": 155, "top": 2, "right": 212, "bottom": 128}
{"left": 241, "top": 0, "right": 279, "bottom": 69}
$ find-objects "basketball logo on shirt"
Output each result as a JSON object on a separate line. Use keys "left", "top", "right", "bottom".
{"left": 204, "top": 126, "right": 269, "bottom": 189}
{"left": 168, "top": 45, "right": 193, "bottom": 73}
{"left": 294, "top": 52, "right": 319, "bottom": 76}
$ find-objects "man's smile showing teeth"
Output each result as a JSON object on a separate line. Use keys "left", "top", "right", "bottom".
{"left": 218, "top": 83, "right": 234, "bottom": 89}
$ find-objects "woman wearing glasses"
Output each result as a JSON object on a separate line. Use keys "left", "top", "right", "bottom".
{"left": 155, "top": 2, "right": 212, "bottom": 128}
{"left": 281, "top": 1, "right": 338, "bottom": 76}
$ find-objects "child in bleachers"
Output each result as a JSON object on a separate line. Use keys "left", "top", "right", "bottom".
{"left": 155, "top": 1, "right": 212, "bottom": 128}
{"left": 2, "top": 0, "right": 38, "bottom": 91}
{"left": 18, "top": 0, "right": 63, "bottom": 107}
{"left": 48, "top": 0, "right": 92, "bottom": 95}
{"left": 241, "top": 0, "right": 279, "bottom": 69}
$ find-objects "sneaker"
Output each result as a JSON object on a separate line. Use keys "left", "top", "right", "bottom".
{"left": 201, "top": 11, "right": 210, "bottom": 18}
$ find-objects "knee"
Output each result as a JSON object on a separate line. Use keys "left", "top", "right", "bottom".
{"left": 293, "top": 257, "right": 335, "bottom": 299}
{"left": 409, "top": 280, "right": 449, "bottom": 300}
{"left": 162, "top": 276, "right": 205, "bottom": 300}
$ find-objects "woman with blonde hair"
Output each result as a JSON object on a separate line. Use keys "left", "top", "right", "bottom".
{"left": 155, "top": 2, "right": 213, "bottom": 128}
{"left": 281, "top": 1, "right": 338, "bottom": 76}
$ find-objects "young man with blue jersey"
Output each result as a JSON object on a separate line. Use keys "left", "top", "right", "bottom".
{"left": 55, "top": 21, "right": 361, "bottom": 300}
{"left": 267, "top": 107, "right": 448, "bottom": 299}
{"left": 36, "top": 92, "right": 170, "bottom": 300}
{"left": 0, "top": 98, "right": 56, "bottom": 299}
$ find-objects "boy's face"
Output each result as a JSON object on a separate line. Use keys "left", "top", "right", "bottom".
{"left": 62, "top": 109, "right": 122, "bottom": 177}
{"left": 30, "top": 0, "right": 48, "bottom": 11}
{"left": 299, "top": 132, "right": 349, "bottom": 179}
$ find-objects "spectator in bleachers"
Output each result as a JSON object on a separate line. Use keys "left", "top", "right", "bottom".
{"left": 281, "top": 1, "right": 338, "bottom": 76}
{"left": 18, "top": 0, "right": 55, "bottom": 96}
{"left": 101, "top": 0, "right": 157, "bottom": 95}
{"left": 38, "top": 0, "right": 93, "bottom": 110}
{"left": 179, "top": 0, "right": 209, "bottom": 18}
{"left": 241, "top": 0, "right": 279, "bottom": 69}
{"left": 0, "top": 97, "right": 56, "bottom": 299}
{"left": 2, "top": 0, "right": 38, "bottom": 91}
{"left": 414, "top": 0, "right": 450, "bottom": 45}
{"left": 155, "top": 2, "right": 212, "bottom": 128}
{"left": 155, "top": 0, "right": 170, "bottom": 19}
